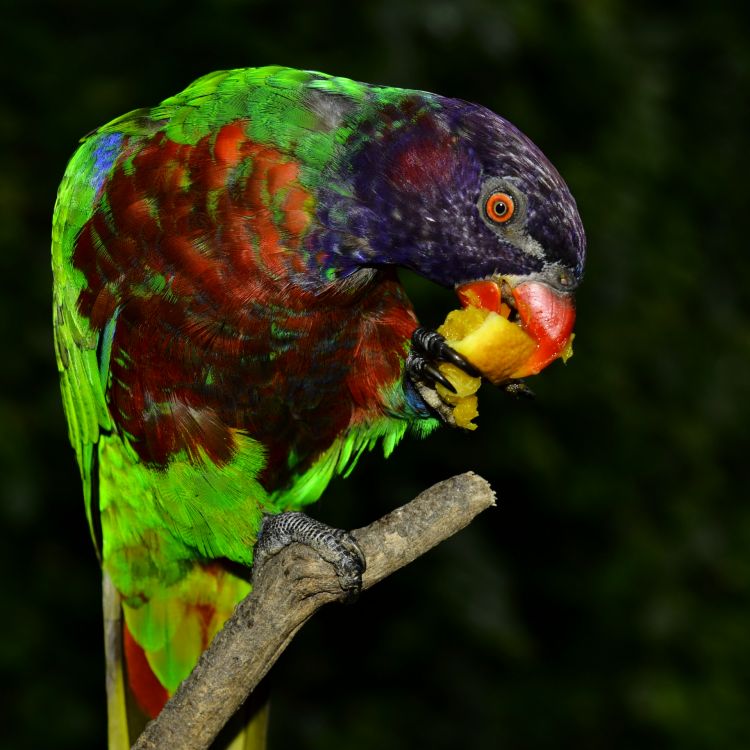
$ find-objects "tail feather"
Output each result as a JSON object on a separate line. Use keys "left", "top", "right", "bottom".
{"left": 122, "top": 622, "right": 169, "bottom": 718}
{"left": 220, "top": 700, "right": 270, "bottom": 750}
{"left": 103, "top": 571, "right": 130, "bottom": 750}
{"left": 106, "top": 561, "right": 267, "bottom": 748}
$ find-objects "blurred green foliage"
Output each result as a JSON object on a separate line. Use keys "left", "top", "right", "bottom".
{"left": 2, "top": 1, "right": 749, "bottom": 748}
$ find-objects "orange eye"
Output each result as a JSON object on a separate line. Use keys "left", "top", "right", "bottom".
{"left": 486, "top": 192, "right": 515, "bottom": 223}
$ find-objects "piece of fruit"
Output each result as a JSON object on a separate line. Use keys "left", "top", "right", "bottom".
{"left": 435, "top": 305, "right": 535, "bottom": 429}
{"left": 434, "top": 282, "right": 575, "bottom": 428}
{"left": 442, "top": 307, "right": 537, "bottom": 385}
{"left": 435, "top": 362, "right": 481, "bottom": 430}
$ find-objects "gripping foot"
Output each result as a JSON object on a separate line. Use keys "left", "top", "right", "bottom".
{"left": 255, "top": 512, "right": 366, "bottom": 597}
{"left": 406, "top": 327, "right": 480, "bottom": 426}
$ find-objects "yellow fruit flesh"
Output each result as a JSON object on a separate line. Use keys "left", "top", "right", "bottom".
{"left": 436, "top": 305, "right": 536, "bottom": 429}
{"left": 435, "top": 362, "right": 481, "bottom": 430}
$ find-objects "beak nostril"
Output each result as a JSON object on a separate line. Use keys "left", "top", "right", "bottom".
{"left": 552, "top": 267, "right": 580, "bottom": 292}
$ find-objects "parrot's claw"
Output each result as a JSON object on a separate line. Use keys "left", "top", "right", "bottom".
{"left": 410, "top": 357, "right": 458, "bottom": 394}
{"left": 411, "top": 328, "right": 480, "bottom": 377}
{"left": 406, "top": 327, "right": 479, "bottom": 426}
{"left": 254, "top": 512, "right": 365, "bottom": 599}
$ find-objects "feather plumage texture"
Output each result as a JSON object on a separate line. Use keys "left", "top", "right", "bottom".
{"left": 52, "top": 65, "right": 585, "bottom": 736}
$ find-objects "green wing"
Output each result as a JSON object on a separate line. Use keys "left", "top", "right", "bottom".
{"left": 52, "top": 131, "right": 119, "bottom": 550}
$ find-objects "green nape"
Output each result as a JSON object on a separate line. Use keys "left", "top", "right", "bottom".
{"left": 96, "top": 65, "right": 427, "bottom": 176}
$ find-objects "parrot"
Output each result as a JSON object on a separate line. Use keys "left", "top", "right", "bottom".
{"left": 51, "top": 66, "right": 585, "bottom": 748}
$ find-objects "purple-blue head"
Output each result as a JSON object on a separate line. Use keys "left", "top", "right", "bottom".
{"left": 309, "top": 89, "right": 585, "bottom": 372}
{"left": 346, "top": 95, "right": 585, "bottom": 290}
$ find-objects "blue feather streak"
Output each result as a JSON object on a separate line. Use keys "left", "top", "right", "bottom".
{"left": 90, "top": 132, "right": 124, "bottom": 195}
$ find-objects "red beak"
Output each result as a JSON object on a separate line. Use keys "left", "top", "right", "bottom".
{"left": 456, "top": 278, "right": 576, "bottom": 379}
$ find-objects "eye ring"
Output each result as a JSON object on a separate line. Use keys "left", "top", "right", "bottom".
{"left": 485, "top": 192, "right": 515, "bottom": 223}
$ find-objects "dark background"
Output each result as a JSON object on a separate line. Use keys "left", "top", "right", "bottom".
{"left": 2, "top": 1, "right": 749, "bottom": 748}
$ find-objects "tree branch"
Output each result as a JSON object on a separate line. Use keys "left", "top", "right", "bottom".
{"left": 132, "top": 471, "right": 496, "bottom": 750}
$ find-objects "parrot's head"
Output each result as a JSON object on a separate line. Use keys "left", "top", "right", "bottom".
{"left": 317, "top": 92, "right": 586, "bottom": 378}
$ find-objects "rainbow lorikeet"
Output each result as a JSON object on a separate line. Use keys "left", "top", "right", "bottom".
{"left": 52, "top": 66, "right": 585, "bottom": 746}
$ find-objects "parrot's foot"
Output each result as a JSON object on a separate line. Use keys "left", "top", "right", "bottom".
{"left": 406, "top": 327, "right": 480, "bottom": 426}
{"left": 254, "top": 512, "right": 365, "bottom": 598}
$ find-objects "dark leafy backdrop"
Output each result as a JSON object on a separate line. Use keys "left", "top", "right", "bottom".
{"left": 2, "top": 1, "right": 748, "bottom": 748}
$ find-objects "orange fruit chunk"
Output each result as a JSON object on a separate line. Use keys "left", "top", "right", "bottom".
{"left": 449, "top": 309, "right": 536, "bottom": 385}
{"left": 435, "top": 305, "right": 536, "bottom": 429}
{"left": 435, "top": 362, "right": 481, "bottom": 430}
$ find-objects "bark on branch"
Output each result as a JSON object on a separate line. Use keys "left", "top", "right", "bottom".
{"left": 132, "top": 471, "right": 496, "bottom": 750}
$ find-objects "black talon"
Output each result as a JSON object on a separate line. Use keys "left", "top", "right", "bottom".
{"left": 422, "top": 361, "right": 457, "bottom": 393}
{"left": 412, "top": 327, "right": 481, "bottom": 377}
{"left": 407, "top": 352, "right": 458, "bottom": 393}
{"left": 440, "top": 345, "right": 481, "bottom": 377}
